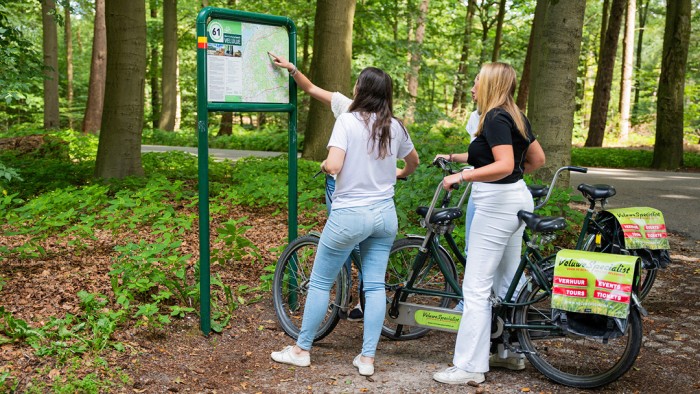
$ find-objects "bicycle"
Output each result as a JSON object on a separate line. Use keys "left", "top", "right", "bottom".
{"left": 383, "top": 169, "right": 645, "bottom": 388}
{"left": 381, "top": 161, "right": 587, "bottom": 341}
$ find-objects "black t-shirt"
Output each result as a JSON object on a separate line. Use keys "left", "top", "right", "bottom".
{"left": 467, "top": 108, "right": 536, "bottom": 184}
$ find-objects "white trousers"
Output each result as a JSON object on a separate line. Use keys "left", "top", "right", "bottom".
{"left": 452, "top": 180, "right": 533, "bottom": 373}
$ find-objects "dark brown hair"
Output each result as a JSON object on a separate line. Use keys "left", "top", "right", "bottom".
{"left": 348, "top": 67, "right": 406, "bottom": 159}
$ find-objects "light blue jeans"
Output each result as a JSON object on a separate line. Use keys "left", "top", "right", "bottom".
{"left": 296, "top": 198, "right": 397, "bottom": 357}
{"left": 326, "top": 175, "right": 362, "bottom": 296}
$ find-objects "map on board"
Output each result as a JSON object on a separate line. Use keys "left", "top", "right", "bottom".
{"left": 206, "top": 19, "right": 289, "bottom": 103}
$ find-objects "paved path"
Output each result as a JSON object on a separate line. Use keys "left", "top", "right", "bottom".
{"left": 571, "top": 168, "right": 700, "bottom": 241}
{"left": 142, "top": 146, "right": 699, "bottom": 241}
{"left": 142, "top": 144, "right": 284, "bottom": 161}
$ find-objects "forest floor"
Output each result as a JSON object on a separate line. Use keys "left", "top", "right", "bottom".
{"left": 2, "top": 204, "right": 700, "bottom": 393}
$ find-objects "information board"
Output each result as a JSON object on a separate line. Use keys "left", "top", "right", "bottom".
{"left": 205, "top": 19, "right": 289, "bottom": 103}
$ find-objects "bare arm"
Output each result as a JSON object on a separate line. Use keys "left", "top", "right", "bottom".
{"left": 320, "top": 147, "right": 345, "bottom": 176}
{"left": 269, "top": 52, "right": 333, "bottom": 105}
{"left": 523, "top": 140, "right": 546, "bottom": 173}
{"left": 397, "top": 148, "right": 420, "bottom": 178}
{"left": 442, "top": 145, "right": 514, "bottom": 190}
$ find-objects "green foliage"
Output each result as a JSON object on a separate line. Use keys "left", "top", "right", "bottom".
{"left": 572, "top": 147, "right": 700, "bottom": 170}
{"left": 213, "top": 217, "right": 262, "bottom": 265}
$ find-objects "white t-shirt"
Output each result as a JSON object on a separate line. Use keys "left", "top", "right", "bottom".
{"left": 331, "top": 92, "right": 353, "bottom": 118}
{"left": 466, "top": 110, "right": 480, "bottom": 142}
{"left": 327, "top": 112, "right": 415, "bottom": 209}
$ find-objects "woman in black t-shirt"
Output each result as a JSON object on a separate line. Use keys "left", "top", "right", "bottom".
{"left": 433, "top": 63, "right": 545, "bottom": 386}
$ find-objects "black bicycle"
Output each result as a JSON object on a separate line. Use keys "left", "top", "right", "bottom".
{"left": 382, "top": 165, "right": 644, "bottom": 388}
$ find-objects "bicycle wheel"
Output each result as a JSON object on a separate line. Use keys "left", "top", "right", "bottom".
{"left": 583, "top": 234, "right": 657, "bottom": 299}
{"left": 272, "top": 235, "right": 349, "bottom": 342}
{"left": 382, "top": 237, "right": 459, "bottom": 340}
{"left": 514, "top": 269, "right": 643, "bottom": 388}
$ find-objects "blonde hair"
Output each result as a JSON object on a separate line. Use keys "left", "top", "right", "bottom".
{"left": 475, "top": 62, "right": 527, "bottom": 139}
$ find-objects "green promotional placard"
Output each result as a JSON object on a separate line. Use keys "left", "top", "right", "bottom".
{"left": 552, "top": 250, "right": 639, "bottom": 319}
{"left": 205, "top": 19, "right": 289, "bottom": 103}
{"left": 605, "top": 207, "right": 670, "bottom": 250}
{"left": 414, "top": 310, "right": 461, "bottom": 330}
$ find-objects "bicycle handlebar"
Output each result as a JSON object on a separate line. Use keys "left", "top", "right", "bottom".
{"left": 534, "top": 165, "right": 589, "bottom": 210}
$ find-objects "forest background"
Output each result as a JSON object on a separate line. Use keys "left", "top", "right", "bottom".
{"left": 0, "top": 0, "right": 699, "bottom": 392}
{"left": 0, "top": 0, "right": 698, "bottom": 177}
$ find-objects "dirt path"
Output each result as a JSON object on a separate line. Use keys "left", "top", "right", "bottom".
{"left": 123, "top": 233, "right": 700, "bottom": 394}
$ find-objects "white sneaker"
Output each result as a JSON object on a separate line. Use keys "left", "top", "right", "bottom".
{"left": 489, "top": 353, "right": 525, "bottom": 370}
{"left": 271, "top": 345, "right": 310, "bottom": 367}
{"left": 433, "top": 366, "right": 485, "bottom": 385}
{"left": 353, "top": 354, "right": 374, "bottom": 376}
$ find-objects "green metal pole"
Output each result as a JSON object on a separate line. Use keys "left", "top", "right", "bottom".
{"left": 288, "top": 21, "right": 298, "bottom": 243}
{"left": 196, "top": 7, "right": 211, "bottom": 335}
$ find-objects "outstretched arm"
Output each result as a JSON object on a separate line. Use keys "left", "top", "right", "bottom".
{"left": 269, "top": 52, "right": 333, "bottom": 106}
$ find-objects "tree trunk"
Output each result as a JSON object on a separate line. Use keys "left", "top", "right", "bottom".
{"left": 633, "top": 0, "right": 650, "bottom": 112}
{"left": 83, "top": 0, "right": 107, "bottom": 134}
{"left": 652, "top": 0, "right": 691, "bottom": 170}
{"left": 64, "top": 4, "right": 74, "bottom": 130}
{"left": 491, "top": 0, "right": 506, "bottom": 62}
{"left": 158, "top": 0, "right": 177, "bottom": 131}
{"left": 516, "top": 3, "right": 540, "bottom": 113}
{"left": 585, "top": 0, "right": 625, "bottom": 147}
{"left": 619, "top": 0, "right": 635, "bottom": 141}
{"left": 95, "top": 0, "right": 147, "bottom": 179}
{"left": 451, "top": 0, "right": 475, "bottom": 116}
{"left": 527, "top": 0, "right": 586, "bottom": 186}
{"left": 41, "top": 0, "right": 60, "bottom": 130}
{"left": 149, "top": 0, "right": 160, "bottom": 129}
{"left": 302, "top": 0, "right": 355, "bottom": 161}
{"left": 405, "top": 0, "right": 430, "bottom": 124}
{"left": 219, "top": 113, "right": 233, "bottom": 136}
{"left": 599, "top": 0, "right": 610, "bottom": 63}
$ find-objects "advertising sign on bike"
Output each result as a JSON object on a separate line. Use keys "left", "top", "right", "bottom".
{"left": 603, "top": 207, "right": 670, "bottom": 250}
{"left": 552, "top": 250, "right": 640, "bottom": 319}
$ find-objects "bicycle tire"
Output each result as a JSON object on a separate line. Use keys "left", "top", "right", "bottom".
{"left": 382, "top": 237, "right": 459, "bottom": 340}
{"left": 514, "top": 268, "right": 643, "bottom": 388}
{"left": 583, "top": 234, "right": 657, "bottom": 299}
{"left": 272, "top": 234, "right": 349, "bottom": 342}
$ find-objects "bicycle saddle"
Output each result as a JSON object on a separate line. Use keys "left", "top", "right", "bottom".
{"left": 416, "top": 206, "right": 463, "bottom": 224}
{"left": 527, "top": 184, "right": 548, "bottom": 198}
{"left": 577, "top": 183, "right": 616, "bottom": 200}
{"left": 517, "top": 210, "right": 566, "bottom": 233}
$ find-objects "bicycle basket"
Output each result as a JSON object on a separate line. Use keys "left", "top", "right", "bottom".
{"left": 597, "top": 210, "right": 671, "bottom": 270}
{"left": 552, "top": 309, "right": 628, "bottom": 340}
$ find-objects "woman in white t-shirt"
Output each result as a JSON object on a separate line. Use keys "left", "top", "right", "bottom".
{"left": 271, "top": 67, "right": 420, "bottom": 377}
{"left": 270, "top": 52, "right": 365, "bottom": 320}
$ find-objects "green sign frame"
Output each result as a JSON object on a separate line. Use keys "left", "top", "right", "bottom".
{"left": 196, "top": 7, "right": 297, "bottom": 335}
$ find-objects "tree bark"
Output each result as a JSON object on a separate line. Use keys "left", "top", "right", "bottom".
{"left": 95, "top": 0, "right": 147, "bottom": 179}
{"left": 527, "top": 0, "right": 586, "bottom": 186}
{"left": 158, "top": 0, "right": 177, "bottom": 131}
{"left": 585, "top": 0, "right": 625, "bottom": 147}
{"left": 302, "top": 0, "right": 355, "bottom": 161}
{"left": 516, "top": 2, "right": 540, "bottom": 113}
{"left": 652, "top": 0, "right": 691, "bottom": 170}
{"left": 149, "top": 0, "right": 160, "bottom": 130}
{"left": 599, "top": 0, "right": 610, "bottom": 63}
{"left": 83, "top": 0, "right": 106, "bottom": 134}
{"left": 41, "top": 0, "right": 60, "bottom": 130}
{"left": 405, "top": 0, "right": 430, "bottom": 124}
{"left": 619, "top": 0, "right": 635, "bottom": 141}
{"left": 451, "top": 0, "right": 476, "bottom": 116}
{"left": 491, "top": 0, "right": 507, "bottom": 62}
{"left": 633, "top": 0, "right": 650, "bottom": 112}
{"left": 64, "top": 4, "right": 74, "bottom": 130}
